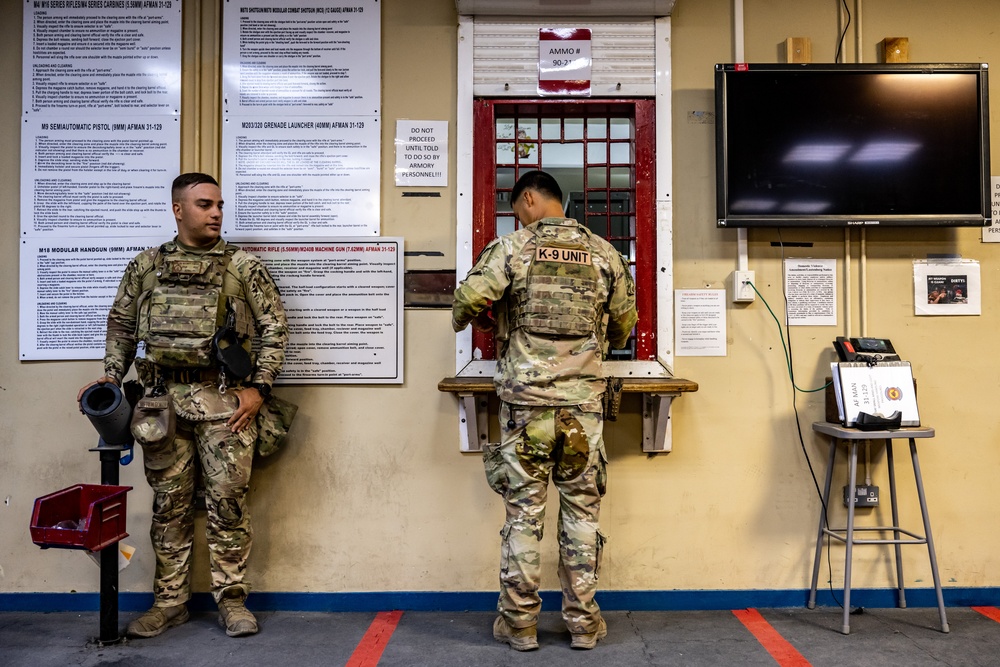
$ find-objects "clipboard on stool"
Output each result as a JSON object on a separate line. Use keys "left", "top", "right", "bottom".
{"left": 831, "top": 360, "right": 920, "bottom": 428}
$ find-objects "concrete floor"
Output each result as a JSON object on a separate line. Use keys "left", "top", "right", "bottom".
{"left": 3, "top": 606, "right": 998, "bottom": 666}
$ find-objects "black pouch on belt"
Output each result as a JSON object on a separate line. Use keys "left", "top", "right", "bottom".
{"left": 603, "top": 377, "right": 624, "bottom": 421}
{"left": 213, "top": 326, "right": 253, "bottom": 381}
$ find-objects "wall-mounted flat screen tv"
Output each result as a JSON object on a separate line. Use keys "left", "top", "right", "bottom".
{"left": 715, "top": 63, "right": 991, "bottom": 228}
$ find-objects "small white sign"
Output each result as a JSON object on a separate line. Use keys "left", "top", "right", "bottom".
{"left": 785, "top": 258, "right": 837, "bottom": 326}
{"left": 982, "top": 175, "right": 1000, "bottom": 242}
{"left": 394, "top": 120, "right": 448, "bottom": 187}
{"left": 538, "top": 28, "right": 592, "bottom": 96}
{"left": 674, "top": 289, "right": 727, "bottom": 357}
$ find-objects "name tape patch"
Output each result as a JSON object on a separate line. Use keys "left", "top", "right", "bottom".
{"left": 535, "top": 247, "right": 592, "bottom": 265}
{"left": 166, "top": 259, "right": 208, "bottom": 275}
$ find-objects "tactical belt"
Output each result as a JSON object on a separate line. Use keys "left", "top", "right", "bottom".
{"left": 157, "top": 367, "right": 222, "bottom": 384}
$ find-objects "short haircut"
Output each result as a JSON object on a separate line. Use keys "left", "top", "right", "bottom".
{"left": 172, "top": 172, "right": 219, "bottom": 201}
{"left": 511, "top": 170, "right": 563, "bottom": 205}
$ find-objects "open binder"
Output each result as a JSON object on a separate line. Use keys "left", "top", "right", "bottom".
{"left": 831, "top": 360, "right": 920, "bottom": 427}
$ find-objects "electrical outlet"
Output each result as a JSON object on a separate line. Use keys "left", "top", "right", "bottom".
{"left": 842, "top": 484, "right": 880, "bottom": 507}
{"left": 732, "top": 270, "right": 755, "bottom": 303}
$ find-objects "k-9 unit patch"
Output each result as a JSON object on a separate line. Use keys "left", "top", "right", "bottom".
{"left": 535, "top": 247, "right": 592, "bottom": 265}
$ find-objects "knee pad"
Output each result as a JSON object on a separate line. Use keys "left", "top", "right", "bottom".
{"left": 216, "top": 497, "right": 245, "bottom": 528}
{"left": 152, "top": 490, "right": 188, "bottom": 522}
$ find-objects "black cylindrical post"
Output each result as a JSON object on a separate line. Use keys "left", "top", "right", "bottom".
{"left": 81, "top": 382, "right": 136, "bottom": 646}
{"left": 98, "top": 446, "right": 122, "bottom": 645}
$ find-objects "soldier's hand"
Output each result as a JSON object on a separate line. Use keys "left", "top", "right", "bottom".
{"left": 77, "top": 376, "right": 119, "bottom": 410}
{"left": 228, "top": 386, "right": 264, "bottom": 433}
{"left": 472, "top": 308, "right": 496, "bottom": 333}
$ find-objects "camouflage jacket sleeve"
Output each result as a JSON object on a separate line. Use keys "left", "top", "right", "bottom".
{"left": 605, "top": 252, "right": 639, "bottom": 350}
{"left": 452, "top": 238, "right": 512, "bottom": 332}
{"left": 235, "top": 252, "right": 289, "bottom": 386}
{"left": 103, "top": 250, "right": 155, "bottom": 382}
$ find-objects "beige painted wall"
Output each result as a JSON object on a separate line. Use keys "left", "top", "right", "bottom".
{"left": 2, "top": 0, "right": 1000, "bottom": 599}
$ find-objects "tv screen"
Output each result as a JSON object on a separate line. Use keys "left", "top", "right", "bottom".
{"left": 715, "top": 63, "right": 991, "bottom": 228}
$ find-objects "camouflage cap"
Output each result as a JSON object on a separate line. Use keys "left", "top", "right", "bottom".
{"left": 255, "top": 394, "right": 298, "bottom": 457}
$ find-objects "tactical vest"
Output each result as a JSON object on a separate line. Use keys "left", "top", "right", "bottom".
{"left": 508, "top": 222, "right": 605, "bottom": 338}
{"left": 135, "top": 243, "right": 254, "bottom": 368}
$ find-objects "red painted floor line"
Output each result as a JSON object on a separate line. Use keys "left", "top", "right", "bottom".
{"left": 732, "top": 608, "right": 812, "bottom": 667}
{"left": 345, "top": 610, "right": 404, "bottom": 667}
{"left": 973, "top": 606, "right": 1000, "bottom": 624}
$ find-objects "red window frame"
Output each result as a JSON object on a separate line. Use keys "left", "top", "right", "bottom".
{"left": 471, "top": 98, "right": 657, "bottom": 360}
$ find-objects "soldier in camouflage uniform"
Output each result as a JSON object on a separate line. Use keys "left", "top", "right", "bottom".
{"left": 452, "top": 170, "right": 637, "bottom": 651}
{"left": 78, "top": 173, "right": 288, "bottom": 638}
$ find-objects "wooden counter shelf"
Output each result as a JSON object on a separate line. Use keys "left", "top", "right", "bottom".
{"left": 438, "top": 375, "right": 698, "bottom": 453}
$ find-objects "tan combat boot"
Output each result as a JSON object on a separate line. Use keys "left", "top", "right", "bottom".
{"left": 126, "top": 604, "right": 190, "bottom": 638}
{"left": 217, "top": 589, "right": 258, "bottom": 637}
{"left": 570, "top": 617, "right": 608, "bottom": 650}
{"left": 493, "top": 615, "right": 539, "bottom": 651}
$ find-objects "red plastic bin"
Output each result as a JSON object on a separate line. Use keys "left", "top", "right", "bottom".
{"left": 30, "top": 484, "right": 132, "bottom": 552}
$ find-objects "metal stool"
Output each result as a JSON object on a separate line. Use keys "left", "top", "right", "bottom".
{"left": 807, "top": 422, "right": 948, "bottom": 635}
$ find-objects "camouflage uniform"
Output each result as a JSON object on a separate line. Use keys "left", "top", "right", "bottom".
{"left": 453, "top": 217, "right": 637, "bottom": 634}
{"left": 104, "top": 237, "right": 288, "bottom": 606}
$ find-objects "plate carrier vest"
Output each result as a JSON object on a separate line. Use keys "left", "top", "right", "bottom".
{"left": 508, "top": 222, "right": 605, "bottom": 338}
{"left": 135, "top": 243, "right": 254, "bottom": 368}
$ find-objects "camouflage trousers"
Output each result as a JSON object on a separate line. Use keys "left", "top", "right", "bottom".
{"left": 142, "top": 381, "right": 257, "bottom": 606}
{"left": 485, "top": 402, "right": 608, "bottom": 634}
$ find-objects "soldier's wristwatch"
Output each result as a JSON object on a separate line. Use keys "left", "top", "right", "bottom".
{"left": 254, "top": 383, "right": 272, "bottom": 399}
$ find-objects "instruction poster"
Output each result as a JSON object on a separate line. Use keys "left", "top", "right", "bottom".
{"left": 23, "top": 1, "right": 182, "bottom": 116}
{"left": 221, "top": 0, "right": 380, "bottom": 117}
{"left": 20, "top": 0, "right": 182, "bottom": 362}
{"left": 221, "top": 0, "right": 381, "bottom": 237}
{"left": 240, "top": 240, "right": 404, "bottom": 383}
{"left": 20, "top": 0, "right": 182, "bottom": 239}
{"left": 19, "top": 238, "right": 142, "bottom": 360}
{"left": 20, "top": 239, "right": 405, "bottom": 384}
{"left": 21, "top": 116, "right": 179, "bottom": 238}
{"left": 221, "top": 119, "right": 380, "bottom": 237}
